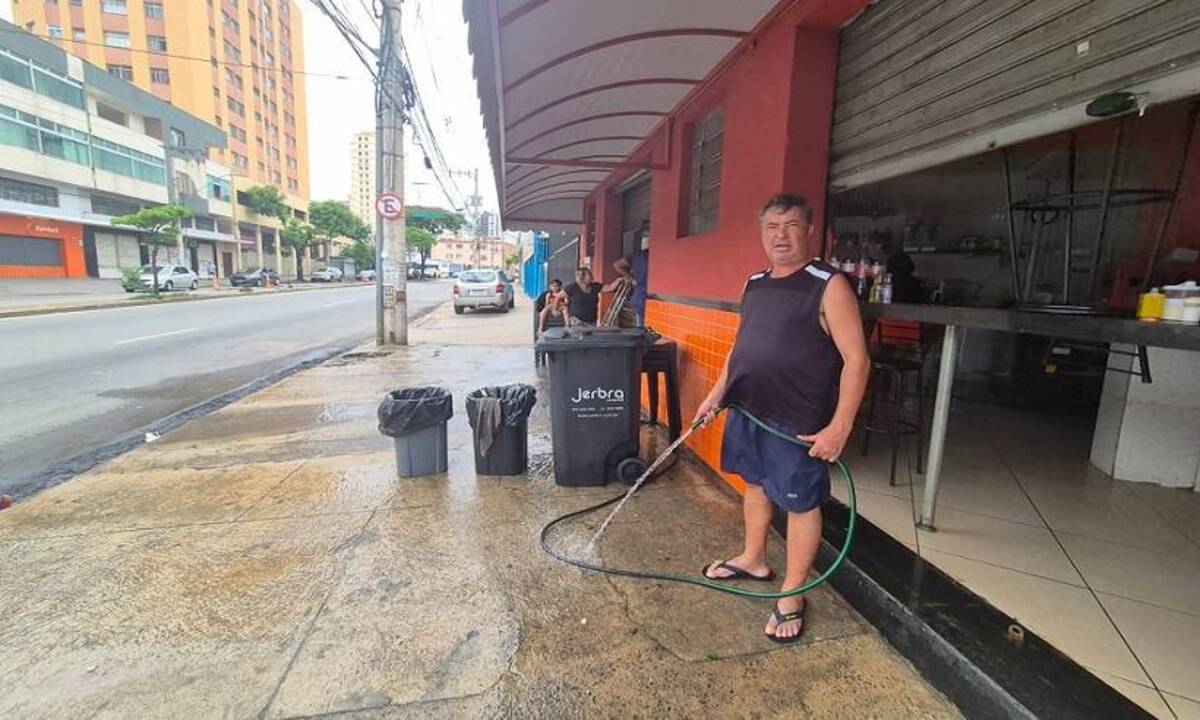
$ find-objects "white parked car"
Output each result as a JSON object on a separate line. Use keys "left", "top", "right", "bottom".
{"left": 453, "top": 269, "right": 515, "bottom": 314}
{"left": 139, "top": 264, "right": 198, "bottom": 291}
{"left": 311, "top": 266, "right": 343, "bottom": 282}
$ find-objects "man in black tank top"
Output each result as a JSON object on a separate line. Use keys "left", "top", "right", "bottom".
{"left": 694, "top": 194, "right": 869, "bottom": 643}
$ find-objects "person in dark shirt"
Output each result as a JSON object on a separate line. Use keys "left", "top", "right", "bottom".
{"left": 563, "top": 267, "right": 603, "bottom": 326}
{"left": 694, "top": 194, "right": 869, "bottom": 643}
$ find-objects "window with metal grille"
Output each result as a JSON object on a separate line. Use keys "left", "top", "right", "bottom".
{"left": 0, "top": 176, "right": 58, "bottom": 207}
{"left": 687, "top": 108, "right": 723, "bottom": 236}
{"left": 106, "top": 64, "right": 133, "bottom": 81}
{"left": 101, "top": 0, "right": 127, "bottom": 15}
{"left": 147, "top": 35, "right": 167, "bottom": 52}
{"left": 150, "top": 67, "right": 169, "bottom": 84}
{"left": 145, "top": 2, "right": 164, "bottom": 19}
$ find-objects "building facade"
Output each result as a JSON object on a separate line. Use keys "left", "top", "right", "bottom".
{"left": 0, "top": 20, "right": 230, "bottom": 279}
{"left": 15, "top": 0, "right": 312, "bottom": 278}
{"left": 430, "top": 233, "right": 515, "bottom": 272}
{"left": 349, "top": 130, "right": 375, "bottom": 227}
{"left": 467, "top": 2, "right": 1200, "bottom": 715}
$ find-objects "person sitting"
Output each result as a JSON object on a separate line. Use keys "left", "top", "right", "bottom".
{"left": 564, "top": 267, "right": 603, "bottom": 327}
{"left": 536, "top": 278, "right": 567, "bottom": 333}
{"left": 600, "top": 257, "right": 638, "bottom": 328}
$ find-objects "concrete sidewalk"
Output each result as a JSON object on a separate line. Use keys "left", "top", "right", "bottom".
{"left": 0, "top": 302, "right": 958, "bottom": 718}
{"left": 0, "top": 278, "right": 367, "bottom": 318}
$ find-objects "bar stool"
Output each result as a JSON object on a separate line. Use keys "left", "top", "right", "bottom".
{"left": 857, "top": 320, "right": 930, "bottom": 486}
{"left": 641, "top": 337, "right": 682, "bottom": 441}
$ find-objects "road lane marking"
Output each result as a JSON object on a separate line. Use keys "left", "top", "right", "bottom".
{"left": 114, "top": 328, "right": 199, "bottom": 346}
{"left": 0, "top": 285, "right": 383, "bottom": 323}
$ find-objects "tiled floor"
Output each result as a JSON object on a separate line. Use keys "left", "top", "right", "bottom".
{"left": 832, "top": 401, "right": 1200, "bottom": 719}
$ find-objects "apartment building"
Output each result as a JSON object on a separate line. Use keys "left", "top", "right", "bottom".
{"left": 349, "top": 129, "right": 374, "bottom": 227}
{"left": 430, "top": 233, "right": 516, "bottom": 272}
{"left": 0, "top": 20, "right": 233, "bottom": 279}
{"left": 14, "top": 0, "right": 312, "bottom": 277}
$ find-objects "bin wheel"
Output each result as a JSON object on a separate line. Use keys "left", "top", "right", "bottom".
{"left": 616, "top": 457, "right": 649, "bottom": 485}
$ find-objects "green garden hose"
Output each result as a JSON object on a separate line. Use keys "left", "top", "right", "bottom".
{"left": 539, "top": 404, "right": 857, "bottom": 599}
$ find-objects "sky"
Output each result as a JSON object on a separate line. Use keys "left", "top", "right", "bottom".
{"left": 300, "top": 0, "right": 498, "bottom": 213}
{"left": 0, "top": 0, "right": 498, "bottom": 215}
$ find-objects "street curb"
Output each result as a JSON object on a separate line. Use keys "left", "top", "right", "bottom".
{"left": 8, "top": 299, "right": 449, "bottom": 500}
{"left": 10, "top": 343, "right": 356, "bottom": 500}
{"left": 0, "top": 282, "right": 369, "bottom": 320}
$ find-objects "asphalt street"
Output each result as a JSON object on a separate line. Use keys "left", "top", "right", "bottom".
{"left": 0, "top": 280, "right": 452, "bottom": 497}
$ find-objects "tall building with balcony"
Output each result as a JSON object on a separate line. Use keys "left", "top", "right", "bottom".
{"left": 14, "top": 0, "right": 312, "bottom": 277}
{"left": 349, "top": 130, "right": 375, "bottom": 228}
{"left": 0, "top": 20, "right": 235, "bottom": 279}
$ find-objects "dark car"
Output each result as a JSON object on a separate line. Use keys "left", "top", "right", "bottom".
{"left": 230, "top": 267, "right": 280, "bottom": 287}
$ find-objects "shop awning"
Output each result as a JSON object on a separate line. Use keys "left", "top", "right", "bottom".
{"left": 463, "top": 0, "right": 778, "bottom": 230}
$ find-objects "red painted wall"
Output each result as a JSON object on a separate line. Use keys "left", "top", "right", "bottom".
{"left": 581, "top": 0, "right": 863, "bottom": 298}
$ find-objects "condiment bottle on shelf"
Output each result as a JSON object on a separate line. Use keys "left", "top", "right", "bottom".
{"left": 1136, "top": 287, "right": 1165, "bottom": 320}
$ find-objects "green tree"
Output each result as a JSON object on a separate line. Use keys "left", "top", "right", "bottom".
{"left": 111, "top": 204, "right": 192, "bottom": 296}
{"left": 310, "top": 200, "right": 370, "bottom": 242}
{"left": 242, "top": 185, "right": 290, "bottom": 223}
{"left": 407, "top": 226, "right": 437, "bottom": 278}
{"left": 340, "top": 237, "right": 374, "bottom": 272}
{"left": 281, "top": 219, "right": 316, "bottom": 281}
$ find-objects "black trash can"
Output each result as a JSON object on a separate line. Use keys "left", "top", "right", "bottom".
{"left": 466, "top": 384, "right": 537, "bottom": 475}
{"left": 535, "top": 327, "right": 647, "bottom": 486}
{"left": 377, "top": 387, "right": 453, "bottom": 477}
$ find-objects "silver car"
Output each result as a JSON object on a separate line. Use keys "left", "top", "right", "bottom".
{"left": 139, "top": 264, "right": 198, "bottom": 291}
{"left": 311, "top": 266, "right": 343, "bottom": 282}
{"left": 453, "top": 269, "right": 515, "bottom": 314}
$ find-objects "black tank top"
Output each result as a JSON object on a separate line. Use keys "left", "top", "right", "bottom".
{"left": 723, "top": 261, "right": 842, "bottom": 434}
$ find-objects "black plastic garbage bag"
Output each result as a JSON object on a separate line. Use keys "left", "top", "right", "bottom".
{"left": 466, "top": 384, "right": 537, "bottom": 455}
{"left": 378, "top": 387, "right": 453, "bottom": 437}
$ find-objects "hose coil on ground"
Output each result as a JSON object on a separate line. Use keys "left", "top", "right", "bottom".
{"left": 539, "top": 404, "right": 857, "bottom": 599}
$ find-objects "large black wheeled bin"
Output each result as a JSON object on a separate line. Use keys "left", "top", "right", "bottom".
{"left": 535, "top": 327, "right": 648, "bottom": 486}
{"left": 466, "top": 384, "right": 537, "bottom": 475}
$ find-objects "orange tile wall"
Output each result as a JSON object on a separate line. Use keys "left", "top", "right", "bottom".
{"left": 642, "top": 298, "right": 745, "bottom": 494}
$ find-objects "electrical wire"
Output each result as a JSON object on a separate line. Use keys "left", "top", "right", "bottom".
{"left": 0, "top": 25, "right": 363, "bottom": 80}
{"left": 306, "top": 0, "right": 467, "bottom": 209}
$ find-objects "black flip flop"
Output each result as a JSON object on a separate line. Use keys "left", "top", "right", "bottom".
{"left": 700, "top": 560, "right": 776, "bottom": 583}
{"left": 766, "top": 600, "right": 807, "bottom": 644}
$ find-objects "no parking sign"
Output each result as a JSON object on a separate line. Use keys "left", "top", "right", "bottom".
{"left": 375, "top": 193, "right": 403, "bottom": 221}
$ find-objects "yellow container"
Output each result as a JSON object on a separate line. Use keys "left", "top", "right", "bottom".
{"left": 1137, "top": 288, "right": 1166, "bottom": 320}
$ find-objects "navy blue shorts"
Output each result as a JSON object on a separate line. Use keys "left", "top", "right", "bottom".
{"left": 720, "top": 410, "right": 829, "bottom": 513}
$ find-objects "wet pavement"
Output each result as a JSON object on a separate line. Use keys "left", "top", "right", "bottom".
{"left": 0, "top": 314, "right": 959, "bottom": 718}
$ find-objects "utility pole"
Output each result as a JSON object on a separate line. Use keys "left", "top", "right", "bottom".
{"left": 470, "top": 168, "right": 481, "bottom": 268}
{"left": 377, "top": 0, "right": 407, "bottom": 345}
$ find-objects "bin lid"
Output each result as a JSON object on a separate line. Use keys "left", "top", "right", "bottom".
{"left": 535, "top": 326, "right": 645, "bottom": 351}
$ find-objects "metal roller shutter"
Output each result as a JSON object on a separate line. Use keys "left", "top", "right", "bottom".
{"left": 830, "top": 0, "right": 1200, "bottom": 190}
